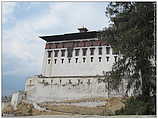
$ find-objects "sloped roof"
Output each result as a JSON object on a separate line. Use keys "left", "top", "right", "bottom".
{"left": 39, "top": 31, "right": 99, "bottom": 42}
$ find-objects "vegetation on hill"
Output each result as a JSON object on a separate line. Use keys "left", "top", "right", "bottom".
{"left": 101, "top": 2, "right": 156, "bottom": 115}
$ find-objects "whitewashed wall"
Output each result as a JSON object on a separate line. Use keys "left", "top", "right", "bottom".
{"left": 41, "top": 39, "right": 117, "bottom": 77}
{"left": 25, "top": 76, "right": 125, "bottom": 103}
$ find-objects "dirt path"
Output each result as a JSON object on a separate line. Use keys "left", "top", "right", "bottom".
{"left": 18, "top": 114, "right": 156, "bottom": 118}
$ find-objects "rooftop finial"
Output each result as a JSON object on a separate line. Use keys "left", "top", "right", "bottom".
{"left": 78, "top": 26, "right": 88, "bottom": 33}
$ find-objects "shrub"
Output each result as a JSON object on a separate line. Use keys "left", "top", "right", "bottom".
{"left": 116, "top": 96, "right": 156, "bottom": 115}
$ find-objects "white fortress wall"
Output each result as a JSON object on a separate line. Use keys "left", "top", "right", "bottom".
{"left": 25, "top": 76, "right": 125, "bottom": 103}
{"left": 25, "top": 29, "right": 126, "bottom": 103}
{"left": 41, "top": 39, "right": 118, "bottom": 77}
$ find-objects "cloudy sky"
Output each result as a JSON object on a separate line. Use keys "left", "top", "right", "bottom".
{"left": 2, "top": 2, "right": 110, "bottom": 96}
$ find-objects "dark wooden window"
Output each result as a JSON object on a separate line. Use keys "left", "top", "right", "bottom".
{"left": 90, "top": 48, "right": 95, "bottom": 55}
{"left": 98, "top": 47, "right": 102, "bottom": 55}
{"left": 68, "top": 58, "right": 71, "bottom": 63}
{"left": 61, "top": 59, "right": 64, "bottom": 64}
{"left": 54, "top": 50, "right": 59, "bottom": 57}
{"left": 54, "top": 59, "right": 57, "bottom": 64}
{"left": 114, "top": 56, "right": 117, "bottom": 62}
{"left": 67, "top": 48, "right": 73, "bottom": 57}
{"left": 48, "top": 59, "right": 51, "bottom": 64}
{"left": 87, "top": 79, "right": 90, "bottom": 85}
{"left": 99, "top": 57, "right": 102, "bottom": 62}
{"left": 83, "top": 58, "right": 86, "bottom": 63}
{"left": 69, "top": 80, "right": 72, "bottom": 84}
{"left": 91, "top": 57, "right": 93, "bottom": 62}
{"left": 82, "top": 48, "right": 87, "bottom": 56}
{"left": 75, "top": 49, "right": 80, "bottom": 56}
{"left": 48, "top": 51, "right": 52, "bottom": 58}
{"left": 61, "top": 50, "right": 65, "bottom": 57}
{"left": 75, "top": 58, "right": 78, "bottom": 63}
{"left": 106, "top": 47, "right": 110, "bottom": 54}
{"left": 106, "top": 56, "right": 110, "bottom": 62}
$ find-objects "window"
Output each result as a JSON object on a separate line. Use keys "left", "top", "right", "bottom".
{"left": 99, "top": 57, "right": 102, "bottom": 62}
{"left": 69, "top": 80, "right": 72, "bottom": 84}
{"left": 75, "top": 58, "right": 78, "bottom": 63}
{"left": 90, "top": 48, "right": 95, "bottom": 55}
{"left": 106, "top": 47, "right": 110, "bottom": 54}
{"left": 87, "top": 79, "right": 90, "bottom": 85}
{"left": 48, "top": 59, "right": 51, "bottom": 64}
{"left": 54, "top": 59, "right": 57, "bottom": 64}
{"left": 61, "top": 59, "right": 64, "bottom": 64}
{"left": 106, "top": 56, "right": 110, "bottom": 62}
{"left": 83, "top": 58, "right": 86, "bottom": 63}
{"left": 91, "top": 57, "right": 94, "bottom": 62}
{"left": 61, "top": 50, "right": 65, "bottom": 57}
{"left": 114, "top": 56, "right": 117, "bottom": 62}
{"left": 67, "top": 48, "right": 73, "bottom": 57}
{"left": 48, "top": 51, "right": 52, "bottom": 58}
{"left": 78, "top": 79, "right": 80, "bottom": 84}
{"left": 60, "top": 80, "right": 62, "bottom": 84}
{"left": 51, "top": 80, "right": 53, "bottom": 84}
{"left": 98, "top": 47, "right": 102, "bottom": 55}
{"left": 75, "top": 49, "right": 80, "bottom": 56}
{"left": 82, "top": 48, "right": 87, "bottom": 56}
{"left": 68, "top": 58, "right": 71, "bottom": 63}
{"left": 54, "top": 50, "right": 59, "bottom": 57}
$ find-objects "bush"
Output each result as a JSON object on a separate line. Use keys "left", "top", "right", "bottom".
{"left": 116, "top": 96, "right": 156, "bottom": 115}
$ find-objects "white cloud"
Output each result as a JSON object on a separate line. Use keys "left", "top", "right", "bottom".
{"left": 2, "top": 2, "right": 16, "bottom": 23}
{"left": 3, "top": 2, "right": 109, "bottom": 78}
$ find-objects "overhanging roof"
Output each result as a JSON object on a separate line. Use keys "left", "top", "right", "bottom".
{"left": 39, "top": 31, "right": 99, "bottom": 42}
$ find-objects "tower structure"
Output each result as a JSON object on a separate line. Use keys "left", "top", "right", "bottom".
{"left": 40, "top": 28, "right": 118, "bottom": 77}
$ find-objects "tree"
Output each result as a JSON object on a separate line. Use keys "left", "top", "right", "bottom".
{"left": 101, "top": 2, "right": 156, "bottom": 99}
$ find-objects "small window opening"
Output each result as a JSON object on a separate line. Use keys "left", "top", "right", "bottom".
{"left": 87, "top": 79, "right": 90, "bottom": 85}
{"left": 90, "top": 48, "right": 95, "bottom": 55}
{"left": 75, "top": 49, "right": 80, "bottom": 56}
{"left": 54, "top": 50, "right": 59, "bottom": 57}
{"left": 67, "top": 48, "right": 73, "bottom": 57}
{"left": 75, "top": 58, "right": 78, "bottom": 63}
{"left": 61, "top": 50, "right": 65, "bottom": 57}
{"left": 106, "top": 47, "right": 110, "bottom": 54}
{"left": 114, "top": 56, "right": 117, "bottom": 62}
{"left": 51, "top": 80, "right": 53, "bottom": 84}
{"left": 48, "top": 51, "right": 52, "bottom": 58}
{"left": 69, "top": 80, "right": 72, "bottom": 84}
{"left": 78, "top": 79, "right": 80, "bottom": 84}
{"left": 99, "top": 57, "right": 102, "bottom": 62}
{"left": 106, "top": 56, "right": 110, "bottom": 62}
{"left": 54, "top": 59, "right": 57, "bottom": 64}
{"left": 82, "top": 48, "right": 87, "bottom": 56}
{"left": 48, "top": 59, "right": 51, "bottom": 64}
{"left": 61, "top": 59, "right": 64, "bottom": 64}
{"left": 83, "top": 58, "right": 86, "bottom": 63}
{"left": 68, "top": 58, "right": 71, "bottom": 63}
{"left": 60, "top": 80, "right": 62, "bottom": 84}
{"left": 98, "top": 47, "right": 102, "bottom": 55}
{"left": 91, "top": 57, "right": 94, "bottom": 62}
